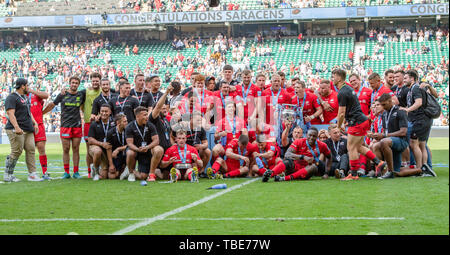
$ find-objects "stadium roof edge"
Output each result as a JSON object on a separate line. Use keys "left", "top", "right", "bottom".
{"left": 0, "top": 4, "right": 448, "bottom": 29}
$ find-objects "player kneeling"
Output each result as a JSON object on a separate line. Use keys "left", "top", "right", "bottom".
{"left": 122, "top": 106, "right": 164, "bottom": 182}
{"left": 106, "top": 113, "right": 128, "bottom": 179}
{"left": 160, "top": 130, "right": 203, "bottom": 182}
{"left": 209, "top": 135, "right": 256, "bottom": 179}
{"left": 249, "top": 135, "right": 284, "bottom": 180}
{"left": 87, "top": 104, "right": 115, "bottom": 181}
{"left": 263, "top": 127, "right": 332, "bottom": 182}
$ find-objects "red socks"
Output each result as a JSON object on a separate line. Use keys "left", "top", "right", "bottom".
{"left": 39, "top": 155, "right": 47, "bottom": 175}
{"left": 285, "top": 168, "right": 307, "bottom": 181}
{"left": 359, "top": 155, "right": 367, "bottom": 170}
{"left": 212, "top": 161, "right": 221, "bottom": 174}
{"left": 350, "top": 159, "right": 360, "bottom": 171}
{"left": 64, "top": 164, "right": 70, "bottom": 174}
{"left": 257, "top": 168, "right": 266, "bottom": 176}
{"left": 365, "top": 150, "right": 376, "bottom": 161}
{"left": 187, "top": 171, "right": 192, "bottom": 180}
{"left": 73, "top": 166, "right": 79, "bottom": 173}
{"left": 257, "top": 162, "right": 286, "bottom": 177}
{"left": 225, "top": 169, "right": 241, "bottom": 178}
{"left": 271, "top": 161, "right": 286, "bottom": 176}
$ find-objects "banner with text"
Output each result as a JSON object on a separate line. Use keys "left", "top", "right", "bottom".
{"left": 0, "top": 4, "right": 448, "bottom": 28}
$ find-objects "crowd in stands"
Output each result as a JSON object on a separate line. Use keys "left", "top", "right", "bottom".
{"left": 0, "top": 26, "right": 448, "bottom": 132}
{"left": 2, "top": 0, "right": 449, "bottom": 17}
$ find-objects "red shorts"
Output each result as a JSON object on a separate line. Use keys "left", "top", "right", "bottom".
{"left": 60, "top": 127, "right": 83, "bottom": 139}
{"left": 347, "top": 119, "right": 370, "bottom": 137}
{"left": 83, "top": 123, "right": 90, "bottom": 141}
{"left": 225, "top": 161, "right": 242, "bottom": 173}
{"left": 34, "top": 123, "right": 46, "bottom": 142}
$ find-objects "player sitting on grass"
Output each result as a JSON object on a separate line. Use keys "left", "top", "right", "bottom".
{"left": 263, "top": 127, "right": 332, "bottom": 182}
{"left": 250, "top": 134, "right": 284, "bottom": 180}
{"left": 87, "top": 104, "right": 115, "bottom": 181}
{"left": 208, "top": 135, "right": 257, "bottom": 179}
{"left": 160, "top": 129, "right": 203, "bottom": 182}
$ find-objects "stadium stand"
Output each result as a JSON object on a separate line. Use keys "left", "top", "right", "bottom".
{"left": 8, "top": 0, "right": 450, "bottom": 16}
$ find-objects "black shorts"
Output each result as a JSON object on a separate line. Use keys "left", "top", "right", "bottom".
{"left": 113, "top": 152, "right": 127, "bottom": 172}
{"left": 137, "top": 151, "right": 152, "bottom": 174}
{"left": 411, "top": 119, "right": 432, "bottom": 142}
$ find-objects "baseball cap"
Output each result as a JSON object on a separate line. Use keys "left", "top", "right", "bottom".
{"left": 15, "top": 78, "right": 28, "bottom": 89}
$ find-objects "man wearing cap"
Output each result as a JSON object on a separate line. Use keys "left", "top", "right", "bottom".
{"left": 4, "top": 78, "right": 41, "bottom": 182}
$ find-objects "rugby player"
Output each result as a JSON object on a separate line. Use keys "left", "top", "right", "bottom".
{"left": 400, "top": 70, "right": 433, "bottom": 173}
{"left": 317, "top": 79, "right": 339, "bottom": 124}
{"left": 371, "top": 94, "right": 436, "bottom": 179}
{"left": 251, "top": 135, "right": 284, "bottom": 180}
{"left": 209, "top": 135, "right": 257, "bottom": 178}
{"left": 146, "top": 75, "right": 168, "bottom": 106}
{"left": 87, "top": 104, "right": 114, "bottom": 181}
{"left": 108, "top": 81, "right": 140, "bottom": 122}
{"left": 234, "top": 69, "right": 261, "bottom": 125}
{"left": 27, "top": 84, "right": 51, "bottom": 180}
{"left": 130, "top": 73, "right": 154, "bottom": 111}
{"left": 291, "top": 80, "right": 322, "bottom": 128}
{"left": 368, "top": 72, "right": 398, "bottom": 109}
{"left": 212, "top": 101, "right": 247, "bottom": 161}
{"left": 335, "top": 70, "right": 386, "bottom": 180}
{"left": 122, "top": 106, "right": 162, "bottom": 182}
{"left": 262, "top": 74, "right": 291, "bottom": 126}
{"left": 43, "top": 76, "right": 86, "bottom": 179}
{"left": 185, "top": 111, "right": 211, "bottom": 173}
{"left": 210, "top": 80, "right": 241, "bottom": 122}
{"left": 107, "top": 113, "right": 128, "bottom": 180}
{"left": 91, "top": 78, "right": 115, "bottom": 121}
{"left": 384, "top": 69, "right": 395, "bottom": 90}
{"left": 348, "top": 73, "right": 372, "bottom": 118}
{"left": 264, "top": 127, "right": 332, "bottom": 182}
{"left": 149, "top": 83, "right": 174, "bottom": 181}
{"left": 160, "top": 130, "right": 203, "bottom": 182}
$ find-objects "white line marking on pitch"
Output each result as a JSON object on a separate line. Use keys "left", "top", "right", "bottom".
{"left": 0, "top": 217, "right": 405, "bottom": 223}
{"left": 0, "top": 218, "right": 143, "bottom": 222}
{"left": 164, "top": 217, "right": 406, "bottom": 221}
{"left": 111, "top": 178, "right": 259, "bottom": 235}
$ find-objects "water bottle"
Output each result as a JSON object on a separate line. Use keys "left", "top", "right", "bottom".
{"left": 140, "top": 180, "right": 148, "bottom": 186}
{"left": 208, "top": 183, "right": 227, "bottom": 190}
{"left": 255, "top": 157, "right": 265, "bottom": 169}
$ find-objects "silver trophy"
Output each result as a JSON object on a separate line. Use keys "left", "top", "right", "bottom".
{"left": 280, "top": 104, "right": 298, "bottom": 123}
{"left": 175, "top": 163, "right": 193, "bottom": 170}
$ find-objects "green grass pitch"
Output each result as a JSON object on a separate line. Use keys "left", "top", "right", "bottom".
{"left": 0, "top": 138, "right": 448, "bottom": 235}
